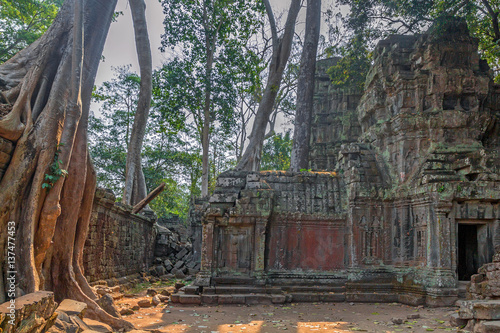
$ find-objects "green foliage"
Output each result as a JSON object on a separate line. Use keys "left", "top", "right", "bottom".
{"left": 42, "top": 144, "right": 67, "bottom": 189}
{"left": 0, "top": 0, "right": 63, "bottom": 63}
{"left": 159, "top": 0, "right": 264, "bottom": 138}
{"left": 326, "top": 34, "right": 372, "bottom": 90}
{"left": 89, "top": 67, "right": 198, "bottom": 220}
{"left": 260, "top": 130, "right": 293, "bottom": 171}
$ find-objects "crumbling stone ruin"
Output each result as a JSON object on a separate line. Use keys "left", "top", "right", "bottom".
{"left": 83, "top": 188, "right": 199, "bottom": 286}
{"left": 173, "top": 19, "right": 500, "bottom": 307}
{"left": 451, "top": 252, "right": 500, "bottom": 331}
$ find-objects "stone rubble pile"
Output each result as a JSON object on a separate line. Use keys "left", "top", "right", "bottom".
{"left": 451, "top": 252, "right": 500, "bottom": 332}
{"left": 151, "top": 225, "right": 200, "bottom": 280}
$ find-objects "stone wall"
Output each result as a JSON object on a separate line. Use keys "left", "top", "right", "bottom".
{"left": 83, "top": 189, "right": 157, "bottom": 283}
{"left": 309, "top": 58, "right": 362, "bottom": 171}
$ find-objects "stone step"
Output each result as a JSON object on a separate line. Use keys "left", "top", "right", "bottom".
{"left": 289, "top": 292, "right": 346, "bottom": 302}
{"left": 282, "top": 286, "right": 345, "bottom": 293}
{"left": 212, "top": 276, "right": 257, "bottom": 285}
{"left": 214, "top": 286, "right": 281, "bottom": 295}
{"left": 460, "top": 300, "right": 500, "bottom": 320}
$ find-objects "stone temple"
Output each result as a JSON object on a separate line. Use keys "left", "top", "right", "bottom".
{"left": 173, "top": 19, "right": 500, "bottom": 307}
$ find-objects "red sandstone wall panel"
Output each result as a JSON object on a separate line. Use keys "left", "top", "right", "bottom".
{"left": 267, "top": 218, "right": 345, "bottom": 271}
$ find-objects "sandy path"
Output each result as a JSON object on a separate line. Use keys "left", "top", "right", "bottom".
{"left": 117, "top": 295, "right": 458, "bottom": 333}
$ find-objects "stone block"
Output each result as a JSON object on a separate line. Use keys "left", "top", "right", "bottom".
{"left": 473, "top": 301, "right": 500, "bottom": 320}
{"left": 183, "top": 286, "right": 200, "bottom": 295}
{"left": 178, "top": 295, "right": 201, "bottom": 305}
{"left": 201, "top": 295, "right": 218, "bottom": 304}
{"left": 449, "top": 313, "right": 468, "bottom": 328}
{"left": 170, "top": 294, "right": 180, "bottom": 303}
{"left": 0, "top": 291, "right": 57, "bottom": 333}
{"left": 475, "top": 320, "right": 500, "bottom": 333}
{"left": 137, "top": 299, "right": 152, "bottom": 308}
{"left": 174, "top": 260, "right": 185, "bottom": 269}
{"left": 96, "top": 294, "right": 121, "bottom": 318}
{"left": 56, "top": 299, "right": 88, "bottom": 319}
{"left": 291, "top": 293, "right": 320, "bottom": 302}
{"left": 319, "top": 293, "right": 346, "bottom": 302}
{"left": 271, "top": 295, "right": 287, "bottom": 304}
{"left": 176, "top": 248, "right": 189, "bottom": 260}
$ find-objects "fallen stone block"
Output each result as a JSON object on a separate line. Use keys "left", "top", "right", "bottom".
{"left": 119, "top": 308, "right": 134, "bottom": 316}
{"left": 96, "top": 294, "right": 121, "bottom": 319}
{"left": 56, "top": 299, "right": 88, "bottom": 319}
{"left": 82, "top": 318, "right": 113, "bottom": 333}
{"left": 137, "top": 299, "right": 152, "bottom": 308}
{"left": 0, "top": 291, "right": 58, "bottom": 333}
{"left": 474, "top": 300, "right": 500, "bottom": 320}
{"left": 176, "top": 248, "right": 189, "bottom": 260}
{"left": 146, "top": 289, "right": 158, "bottom": 296}
{"left": 475, "top": 320, "right": 500, "bottom": 333}
{"left": 152, "top": 295, "right": 161, "bottom": 306}
{"left": 173, "top": 268, "right": 186, "bottom": 279}
{"left": 174, "top": 260, "right": 185, "bottom": 269}
{"left": 449, "top": 313, "right": 468, "bottom": 328}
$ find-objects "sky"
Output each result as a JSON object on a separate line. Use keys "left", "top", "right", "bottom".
{"left": 95, "top": 0, "right": 320, "bottom": 86}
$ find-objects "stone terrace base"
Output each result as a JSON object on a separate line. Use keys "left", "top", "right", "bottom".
{"left": 171, "top": 273, "right": 458, "bottom": 307}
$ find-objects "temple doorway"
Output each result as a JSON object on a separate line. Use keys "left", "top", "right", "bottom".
{"left": 457, "top": 222, "right": 494, "bottom": 281}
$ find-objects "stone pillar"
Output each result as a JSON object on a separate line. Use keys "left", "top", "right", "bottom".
{"left": 426, "top": 200, "right": 457, "bottom": 306}
{"left": 434, "top": 201, "right": 454, "bottom": 270}
{"left": 196, "top": 214, "right": 216, "bottom": 287}
{"left": 253, "top": 218, "right": 268, "bottom": 280}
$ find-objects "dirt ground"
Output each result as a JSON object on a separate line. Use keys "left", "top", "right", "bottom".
{"left": 116, "top": 291, "right": 460, "bottom": 333}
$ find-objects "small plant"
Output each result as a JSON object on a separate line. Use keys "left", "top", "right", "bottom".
{"left": 300, "top": 168, "right": 312, "bottom": 172}
{"left": 42, "top": 144, "right": 68, "bottom": 189}
{"left": 437, "top": 185, "right": 446, "bottom": 193}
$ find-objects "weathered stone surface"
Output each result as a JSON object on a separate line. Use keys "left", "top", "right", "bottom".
{"left": 83, "top": 188, "right": 157, "bottom": 283}
{"left": 152, "top": 295, "right": 161, "bottom": 306}
{"left": 137, "top": 300, "right": 152, "bottom": 308}
{"left": 449, "top": 313, "right": 468, "bottom": 328}
{"left": 82, "top": 318, "right": 113, "bottom": 333}
{"left": 0, "top": 291, "right": 57, "bottom": 333}
{"left": 56, "top": 299, "right": 87, "bottom": 319}
{"left": 96, "top": 294, "right": 121, "bottom": 319}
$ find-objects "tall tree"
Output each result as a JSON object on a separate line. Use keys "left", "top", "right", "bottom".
{"left": 235, "top": 0, "right": 302, "bottom": 171}
{"left": 290, "top": 0, "right": 321, "bottom": 172}
{"left": 160, "top": 0, "right": 263, "bottom": 196}
{"left": 122, "top": 0, "right": 152, "bottom": 206}
{"left": 0, "top": 0, "right": 132, "bottom": 329}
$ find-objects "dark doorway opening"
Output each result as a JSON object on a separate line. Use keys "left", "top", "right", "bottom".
{"left": 458, "top": 224, "right": 479, "bottom": 281}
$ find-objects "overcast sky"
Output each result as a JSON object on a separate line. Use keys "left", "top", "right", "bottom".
{"left": 95, "top": 0, "right": 319, "bottom": 86}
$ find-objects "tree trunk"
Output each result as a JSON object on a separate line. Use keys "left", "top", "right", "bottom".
{"left": 235, "top": 0, "right": 301, "bottom": 171}
{"left": 290, "top": 0, "right": 321, "bottom": 172}
{"left": 0, "top": 0, "right": 133, "bottom": 330}
{"left": 122, "top": 0, "right": 152, "bottom": 206}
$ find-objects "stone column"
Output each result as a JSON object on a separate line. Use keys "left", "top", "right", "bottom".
{"left": 426, "top": 199, "right": 457, "bottom": 306}
{"left": 253, "top": 217, "right": 268, "bottom": 280}
{"left": 196, "top": 215, "right": 216, "bottom": 286}
{"left": 434, "top": 201, "right": 454, "bottom": 270}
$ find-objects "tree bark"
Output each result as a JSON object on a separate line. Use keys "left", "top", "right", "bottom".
{"left": 290, "top": 0, "right": 321, "bottom": 172}
{"left": 122, "top": 0, "right": 152, "bottom": 206}
{"left": 0, "top": 0, "right": 134, "bottom": 330}
{"left": 235, "top": 0, "right": 302, "bottom": 171}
